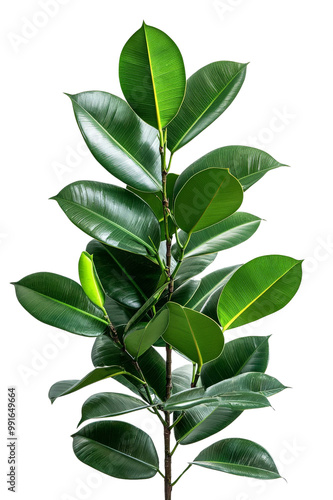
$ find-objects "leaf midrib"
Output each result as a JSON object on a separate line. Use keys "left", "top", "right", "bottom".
{"left": 192, "top": 460, "right": 279, "bottom": 477}
{"left": 143, "top": 23, "right": 162, "bottom": 132}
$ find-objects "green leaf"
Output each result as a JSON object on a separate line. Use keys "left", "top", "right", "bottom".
{"left": 86, "top": 240, "right": 161, "bottom": 309}
{"left": 174, "top": 405, "right": 241, "bottom": 444}
{"left": 79, "top": 392, "right": 150, "bottom": 425}
{"left": 206, "top": 372, "right": 287, "bottom": 398}
{"left": 124, "top": 310, "right": 169, "bottom": 358}
{"left": 12, "top": 272, "right": 108, "bottom": 337}
{"left": 162, "top": 303, "right": 224, "bottom": 366}
{"left": 169, "top": 279, "right": 201, "bottom": 306}
{"left": 218, "top": 255, "right": 303, "bottom": 330}
{"left": 164, "top": 388, "right": 218, "bottom": 411}
{"left": 175, "top": 213, "right": 262, "bottom": 258}
{"left": 72, "top": 421, "right": 159, "bottom": 479}
{"left": 215, "top": 392, "right": 271, "bottom": 410}
{"left": 172, "top": 367, "right": 241, "bottom": 444}
{"left": 191, "top": 438, "right": 281, "bottom": 480}
{"left": 49, "top": 366, "right": 133, "bottom": 403}
{"left": 92, "top": 334, "right": 166, "bottom": 401}
{"left": 174, "top": 168, "right": 243, "bottom": 233}
{"left": 124, "top": 283, "right": 169, "bottom": 333}
{"left": 175, "top": 254, "right": 217, "bottom": 284}
{"left": 66, "top": 92, "right": 162, "bottom": 192}
{"left": 186, "top": 146, "right": 286, "bottom": 191}
{"left": 119, "top": 22, "right": 186, "bottom": 130}
{"left": 104, "top": 296, "right": 133, "bottom": 337}
{"left": 168, "top": 61, "right": 247, "bottom": 152}
{"left": 201, "top": 336, "right": 270, "bottom": 387}
{"left": 186, "top": 266, "right": 240, "bottom": 312}
{"left": 51, "top": 181, "right": 161, "bottom": 258}
{"left": 78, "top": 251, "right": 105, "bottom": 310}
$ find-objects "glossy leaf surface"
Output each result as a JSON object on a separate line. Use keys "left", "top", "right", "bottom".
{"left": 218, "top": 255, "right": 303, "bottom": 330}
{"left": 192, "top": 438, "right": 281, "bottom": 479}
{"left": 176, "top": 213, "right": 261, "bottom": 258}
{"left": 73, "top": 421, "right": 159, "bottom": 479}
{"left": 52, "top": 181, "right": 160, "bottom": 258}
{"left": 174, "top": 168, "right": 243, "bottom": 233}
{"left": 201, "top": 336, "right": 270, "bottom": 387}
{"left": 168, "top": 61, "right": 247, "bottom": 152}
{"left": 87, "top": 240, "right": 161, "bottom": 309}
{"left": 206, "top": 372, "right": 287, "bottom": 398}
{"left": 12, "top": 272, "right": 108, "bottom": 336}
{"left": 119, "top": 22, "right": 186, "bottom": 129}
{"left": 162, "top": 302, "right": 224, "bottom": 365}
{"left": 187, "top": 146, "right": 285, "bottom": 191}
{"left": 78, "top": 251, "right": 105, "bottom": 310}
{"left": 164, "top": 388, "right": 218, "bottom": 411}
{"left": 49, "top": 366, "right": 130, "bottom": 403}
{"left": 79, "top": 392, "right": 149, "bottom": 425}
{"left": 66, "top": 92, "right": 162, "bottom": 192}
{"left": 124, "top": 310, "right": 169, "bottom": 358}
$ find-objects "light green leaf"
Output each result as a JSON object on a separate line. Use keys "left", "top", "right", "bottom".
{"left": 66, "top": 92, "right": 162, "bottom": 192}
{"left": 12, "top": 272, "right": 108, "bottom": 337}
{"left": 72, "top": 421, "right": 159, "bottom": 479}
{"left": 201, "top": 336, "right": 270, "bottom": 387}
{"left": 218, "top": 255, "right": 303, "bottom": 330}
{"left": 79, "top": 392, "right": 150, "bottom": 425}
{"left": 78, "top": 251, "right": 105, "bottom": 310}
{"left": 124, "top": 310, "right": 169, "bottom": 358}
{"left": 119, "top": 22, "right": 186, "bottom": 129}
{"left": 175, "top": 213, "right": 261, "bottom": 258}
{"left": 174, "top": 168, "right": 243, "bottom": 233}
{"left": 168, "top": 61, "right": 247, "bottom": 152}
{"left": 49, "top": 366, "right": 133, "bottom": 403}
{"left": 162, "top": 302, "right": 224, "bottom": 366}
{"left": 191, "top": 438, "right": 281, "bottom": 479}
{"left": 51, "top": 181, "right": 161, "bottom": 258}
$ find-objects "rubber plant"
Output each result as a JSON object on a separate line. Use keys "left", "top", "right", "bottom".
{"left": 13, "top": 22, "right": 302, "bottom": 500}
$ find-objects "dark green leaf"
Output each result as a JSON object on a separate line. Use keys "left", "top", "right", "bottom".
{"left": 162, "top": 302, "right": 224, "bottom": 365}
{"left": 119, "top": 22, "right": 186, "bottom": 129}
{"left": 186, "top": 146, "right": 286, "bottom": 191}
{"left": 12, "top": 272, "right": 108, "bottom": 337}
{"left": 72, "top": 421, "right": 159, "bottom": 479}
{"left": 164, "top": 388, "right": 218, "bottom": 411}
{"left": 206, "top": 372, "right": 287, "bottom": 398}
{"left": 174, "top": 168, "right": 243, "bottom": 233}
{"left": 124, "top": 310, "right": 169, "bottom": 358}
{"left": 171, "top": 365, "right": 195, "bottom": 394}
{"left": 191, "top": 438, "right": 281, "bottom": 479}
{"left": 87, "top": 240, "right": 161, "bottom": 309}
{"left": 49, "top": 366, "right": 131, "bottom": 403}
{"left": 169, "top": 279, "right": 200, "bottom": 306}
{"left": 175, "top": 213, "right": 261, "bottom": 258}
{"left": 201, "top": 336, "right": 270, "bottom": 387}
{"left": 51, "top": 181, "right": 160, "bottom": 258}
{"left": 174, "top": 253, "right": 217, "bottom": 284}
{"left": 218, "top": 255, "right": 303, "bottom": 330}
{"left": 168, "top": 61, "right": 247, "bottom": 152}
{"left": 216, "top": 392, "right": 271, "bottom": 410}
{"left": 66, "top": 91, "right": 162, "bottom": 192}
{"left": 124, "top": 283, "right": 169, "bottom": 333}
{"left": 79, "top": 392, "right": 149, "bottom": 425}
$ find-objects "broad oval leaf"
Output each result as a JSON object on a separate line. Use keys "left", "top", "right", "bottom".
{"left": 78, "top": 251, "right": 105, "bottom": 310}
{"left": 175, "top": 253, "right": 217, "bottom": 284}
{"left": 201, "top": 336, "right": 270, "bottom": 387}
{"left": 168, "top": 61, "right": 247, "bottom": 152}
{"left": 124, "top": 310, "right": 169, "bottom": 358}
{"left": 175, "top": 213, "right": 261, "bottom": 258}
{"left": 49, "top": 366, "right": 133, "bottom": 403}
{"left": 187, "top": 146, "right": 286, "bottom": 191}
{"left": 72, "top": 421, "right": 159, "bottom": 479}
{"left": 216, "top": 392, "right": 270, "bottom": 410}
{"left": 79, "top": 392, "right": 149, "bottom": 425}
{"left": 51, "top": 181, "right": 161, "bottom": 258}
{"left": 164, "top": 388, "right": 218, "bottom": 411}
{"left": 174, "top": 168, "right": 243, "bottom": 233}
{"left": 162, "top": 302, "right": 224, "bottom": 366}
{"left": 119, "top": 22, "right": 186, "bottom": 129}
{"left": 12, "top": 272, "right": 108, "bottom": 336}
{"left": 66, "top": 92, "right": 162, "bottom": 192}
{"left": 92, "top": 333, "right": 166, "bottom": 401}
{"left": 87, "top": 240, "right": 161, "bottom": 309}
{"left": 218, "top": 255, "right": 303, "bottom": 330}
{"left": 191, "top": 438, "right": 281, "bottom": 480}
{"left": 206, "top": 372, "right": 287, "bottom": 398}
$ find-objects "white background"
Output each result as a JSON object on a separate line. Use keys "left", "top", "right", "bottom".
{"left": 1, "top": 1, "right": 332, "bottom": 499}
